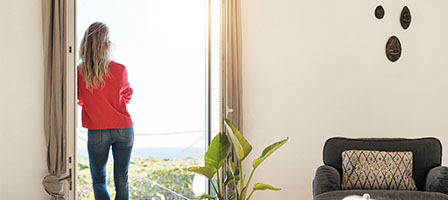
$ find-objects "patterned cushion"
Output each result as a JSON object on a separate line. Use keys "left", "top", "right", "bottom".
{"left": 341, "top": 150, "right": 417, "bottom": 190}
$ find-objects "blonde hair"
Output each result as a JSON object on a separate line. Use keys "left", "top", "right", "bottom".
{"left": 79, "top": 22, "right": 111, "bottom": 90}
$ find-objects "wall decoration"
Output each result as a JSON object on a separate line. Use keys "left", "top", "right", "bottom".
{"left": 400, "top": 6, "right": 412, "bottom": 30}
{"left": 376, "top": 5, "right": 412, "bottom": 62}
{"left": 375, "top": 5, "right": 385, "bottom": 19}
{"left": 386, "top": 36, "right": 402, "bottom": 62}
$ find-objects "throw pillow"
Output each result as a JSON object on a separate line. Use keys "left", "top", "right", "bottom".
{"left": 341, "top": 150, "right": 417, "bottom": 190}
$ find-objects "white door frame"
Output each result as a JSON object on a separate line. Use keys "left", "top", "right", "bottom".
{"left": 67, "top": 0, "right": 76, "bottom": 199}
{"left": 65, "top": 0, "right": 224, "bottom": 199}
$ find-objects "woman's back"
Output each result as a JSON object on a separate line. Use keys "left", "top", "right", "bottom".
{"left": 78, "top": 22, "right": 134, "bottom": 200}
{"left": 77, "top": 61, "right": 133, "bottom": 130}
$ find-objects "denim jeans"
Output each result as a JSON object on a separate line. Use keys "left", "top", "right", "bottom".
{"left": 87, "top": 127, "right": 134, "bottom": 200}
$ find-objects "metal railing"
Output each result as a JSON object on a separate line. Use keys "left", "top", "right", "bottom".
{"left": 76, "top": 129, "right": 216, "bottom": 199}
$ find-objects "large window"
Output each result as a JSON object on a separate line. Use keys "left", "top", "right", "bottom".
{"left": 73, "top": 0, "right": 221, "bottom": 199}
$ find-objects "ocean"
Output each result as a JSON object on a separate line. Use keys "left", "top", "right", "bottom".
{"left": 77, "top": 147, "right": 204, "bottom": 159}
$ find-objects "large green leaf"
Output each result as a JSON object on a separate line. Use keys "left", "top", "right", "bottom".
{"left": 205, "top": 132, "right": 230, "bottom": 169}
{"left": 253, "top": 138, "right": 288, "bottom": 169}
{"left": 224, "top": 119, "right": 252, "bottom": 161}
{"left": 253, "top": 183, "right": 281, "bottom": 191}
{"left": 188, "top": 166, "right": 217, "bottom": 180}
{"left": 224, "top": 171, "right": 235, "bottom": 186}
{"left": 228, "top": 158, "right": 238, "bottom": 177}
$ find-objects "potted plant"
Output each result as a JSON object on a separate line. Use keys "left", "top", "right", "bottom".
{"left": 188, "top": 119, "right": 288, "bottom": 200}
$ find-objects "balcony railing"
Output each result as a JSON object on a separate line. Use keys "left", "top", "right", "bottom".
{"left": 75, "top": 129, "right": 213, "bottom": 200}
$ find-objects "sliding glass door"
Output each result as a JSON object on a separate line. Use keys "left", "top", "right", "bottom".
{"left": 73, "top": 0, "right": 221, "bottom": 199}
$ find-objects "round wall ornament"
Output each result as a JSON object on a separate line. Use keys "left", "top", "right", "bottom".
{"left": 386, "top": 36, "right": 402, "bottom": 62}
{"left": 375, "top": 5, "right": 385, "bottom": 19}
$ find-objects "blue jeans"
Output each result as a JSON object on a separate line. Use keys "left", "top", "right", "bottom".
{"left": 87, "top": 128, "right": 134, "bottom": 200}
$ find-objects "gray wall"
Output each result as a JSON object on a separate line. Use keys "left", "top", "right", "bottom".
{"left": 241, "top": 0, "right": 448, "bottom": 199}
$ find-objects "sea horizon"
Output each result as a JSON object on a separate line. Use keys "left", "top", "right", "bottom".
{"left": 77, "top": 147, "right": 204, "bottom": 159}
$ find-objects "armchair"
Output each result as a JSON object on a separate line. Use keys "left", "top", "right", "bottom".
{"left": 313, "top": 137, "right": 448, "bottom": 200}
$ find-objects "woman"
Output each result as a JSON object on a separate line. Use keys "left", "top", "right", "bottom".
{"left": 77, "top": 22, "right": 134, "bottom": 200}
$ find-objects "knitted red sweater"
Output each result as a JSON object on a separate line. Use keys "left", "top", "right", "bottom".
{"left": 77, "top": 61, "right": 133, "bottom": 130}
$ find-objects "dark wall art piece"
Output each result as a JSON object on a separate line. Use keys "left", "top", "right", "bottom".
{"left": 375, "top": 5, "right": 385, "bottom": 19}
{"left": 386, "top": 36, "right": 402, "bottom": 62}
{"left": 375, "top": 5, "right": 412, "bottom": 62}
{"left": 400, "top": 6, "right": 412, "bottom": 30}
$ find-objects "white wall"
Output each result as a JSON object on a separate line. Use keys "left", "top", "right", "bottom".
{"left": 241, "top": 0, "right": 448, "bottom": 199}
{"left": 0, "top": 0, "right": 49, "bottom": 199}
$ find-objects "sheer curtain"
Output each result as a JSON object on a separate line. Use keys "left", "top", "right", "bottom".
{"left": 226, "top": 0, "right": 243, "bottom": 130}
{"left": 225, "top": 0, "right": 243, "bottom": 198}
{"left": 41, "top": 0, "right": 69, "bottom": 199}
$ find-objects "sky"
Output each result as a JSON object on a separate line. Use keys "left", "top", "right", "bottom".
{"left": 76, "top": 0, "right": 221, "bottom": 149}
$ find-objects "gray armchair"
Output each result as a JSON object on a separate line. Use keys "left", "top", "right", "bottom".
{"left": 313, "top": 137, "right": 448, "bottom": 200}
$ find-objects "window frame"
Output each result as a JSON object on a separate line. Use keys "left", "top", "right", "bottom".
{"left": 66, "top": 0, "right": 225, "bottom": 199}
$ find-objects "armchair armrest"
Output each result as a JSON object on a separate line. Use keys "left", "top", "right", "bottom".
{"left": 425, "top": 166, "right": 448, "bottom": 194}
{"left": 313, "top": 165, "right": 341, "bottom": 197}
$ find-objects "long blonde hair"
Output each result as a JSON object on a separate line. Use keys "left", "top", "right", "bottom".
{"left": 79, "top": 22, "right": 111, "bottom": 90}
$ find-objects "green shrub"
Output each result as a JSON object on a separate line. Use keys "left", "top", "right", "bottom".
{"left": 77, "top": 156, "right": 204, "bottom": 200}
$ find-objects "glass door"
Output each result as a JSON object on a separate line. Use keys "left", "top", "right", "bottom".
{"left": 74, "top": 0, "right": 221, "bottom": 199}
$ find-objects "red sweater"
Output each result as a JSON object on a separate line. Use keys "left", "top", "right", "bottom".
{"left": 77, "top": 61, "right": 133, "bottom": 130}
